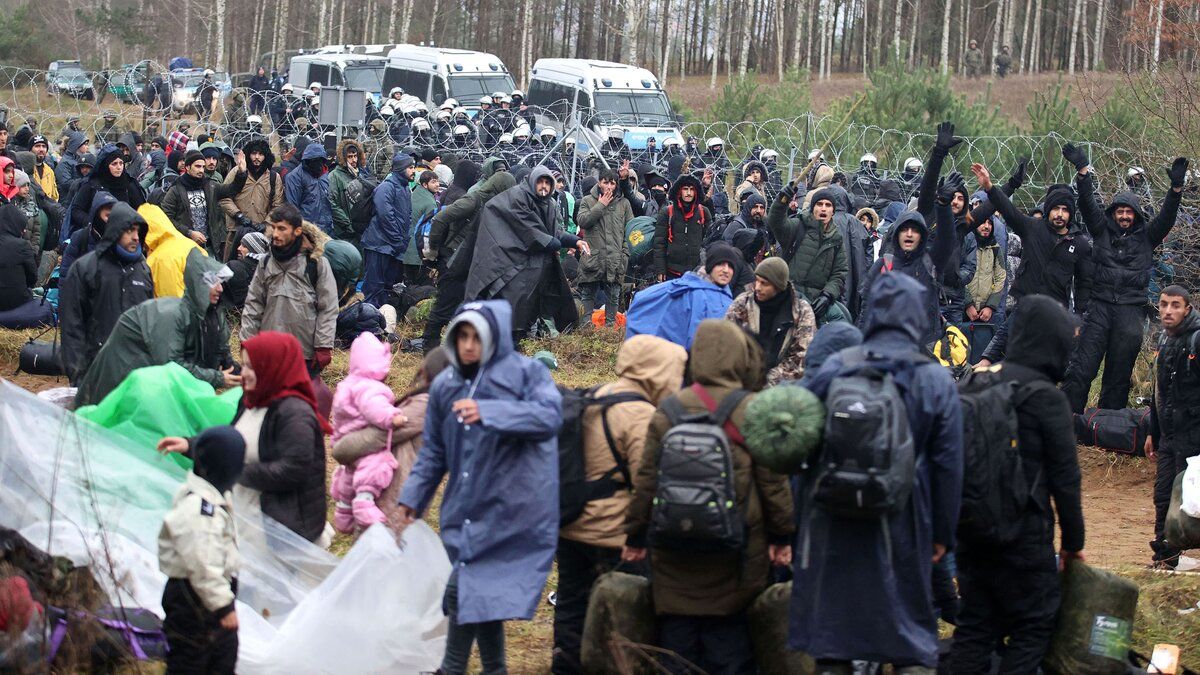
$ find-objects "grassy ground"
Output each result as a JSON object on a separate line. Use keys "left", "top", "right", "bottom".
{"left": 4, "top": 323, "right": 1200, "bottom": 671}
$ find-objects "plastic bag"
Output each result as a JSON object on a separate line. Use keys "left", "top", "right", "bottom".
{"left": 746, "top": 582, "right": 815, "bottom": 675}
{"left": 1044, "top": 559, "right": 1138, "bottom": 675}
{"left": 238, "top": 524, "right": 450, "bottom": 674}
{"left": 1182, "top": 456, "right": 1200, "bottom": 518}
{"left": 1166, "top": 472, "right": 1200, "bottom": 550}
{"left": 581, "top": 572, "right": 656, "bottom": 674}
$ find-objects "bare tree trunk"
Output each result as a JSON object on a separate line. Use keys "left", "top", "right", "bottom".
{"left": 659, "top": 0, "right": 672, "bottom": 72}
{"left": 862, "top": 0, "right": 870, "bottom": 72}
{"left": 990, "top": 0, "right": 1003, "bottom": 71}
{"left": 401, "top": 0, "right": 414, "bottom": 43}
{"left": 184, "top": 0, "right": 192, "bottom": 58}
{"left": 1152, "top": 0, "right": 1164, "bottom": 72}
{"left": 940, "top": 0, "right": 952, "bottom": 73}
{"left": 792, "top": 0, "right": 805, "bottom": 70}
{"left": 908, "top": 0, "right": 921, "bottom": 65}
{"left": 1019, "top": 0, "right": 1033, "bottom": 72}
{"left": 1067, "top": 0, "right": 1082, "bottom": 74}
{"left": 1030, "top": 0, "right": 1041, "bottom": 72}
{"left": 388, "top": 0, "right": 399, "bottom": 38}
{"left": 1093, "top": 0, "right": 1105, "bottom": 68}
{"left": 737, "top": 0, "right": 751, "bottom": 76}
{"left": 893, "top": 0, "right": 903, "bottom": 60}
{"left": 775, "top": 0, "right": 786, "bottom": 79}
{"left": 958, "top": 0, "right": 967, "bottom": 73}
{"left": 520, "top": 0, "right": 532, "bottom": 86}
{"left": 215, "top": 0, "right": 226, "bottom": 67}
{"left": 710, "top": 0, "right": 722, "bottom": 87}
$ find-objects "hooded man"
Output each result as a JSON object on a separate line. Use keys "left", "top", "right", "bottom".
{"left": 420, "top": 164, "right": 516, "bottom": 350}
{"left": 141, "top": 203, "right": 206, "bottom": 298}
{"left": 1148, "top": 286, "right": 1200, "bottom": 568}
{"left": 466, "top": 165, "right": 588, "bottom": 338}
{"left": 360, "top": 153, "right": 415, "bottom": 307}
{"left": 970, "top": 162, "right": 1094, "bottom": 365}
{"left": 726, "top": 256, "right": 817, "bottom": 384}
{"left": 794, "top": 272, "right": 963, "bottom": 672}
{"left": 1063, "top": 147, "right": 1188, "bottom": 413}
{"left": 720, "top": 192, "right": 768, "bottom": 243}
{"left": 768, "top": 183, "right": 849, "bottom": 324}
{"left": 363, "top": 118, "right": 398, "bottom": 179}
{"left": 219, "top": 136, "right": 282, "bottom": 241}
{"left": 0, "top": 204, "right": 54, "bottom": 328}
{"left": 284, "top": 142, "right": 334, "bottom": 234}
{"left": 328, "top": 139, "right": 366, "bottom": 242}
{"left": 949, "top": 295, "right": 1085, "bottom": 671}
{"left": 161, "top": 149, "right": 248, "bottom": 260}
{"left": 59, "top": 202, "right": 155, "bottom": 384}
{"left": 75, "top": 249, "right": 238, "bottom": 406}
{"left": 653, "top": 174, "right": 711, "bottom": 280}
{"left": 60, "top": 191, "right": 118, "bottom": 276}
{"left": 55, "top": 131, "right": 89, "bottom": 197}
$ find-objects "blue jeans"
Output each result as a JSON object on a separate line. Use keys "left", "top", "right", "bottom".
{"left": 441, "top": 572, "right": 507, "bottom": 675}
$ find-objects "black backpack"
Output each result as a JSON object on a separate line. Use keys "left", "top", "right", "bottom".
{"left": 812, "top": 348, "right": 920, "bottom": 520}
{"left": 557, "top": 386, "right": 649, "bottom": 527}
{"left": 346, "top": 174, "right": 380, "bottom": 234}
{"left": 957, "top": 367, "right": 1043, "bottom": 545}
{"left": 648, "top": 383, "right": 748, "bottom": 553}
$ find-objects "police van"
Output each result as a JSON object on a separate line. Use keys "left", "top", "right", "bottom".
{"left": 525, "top": 59, "right": 684, "bottom": 153}
{"left": 383, "top": 45, "right": 514, "bottom": 112}
{"left": 289, "top": 53, "right": 389, "bottom": 104}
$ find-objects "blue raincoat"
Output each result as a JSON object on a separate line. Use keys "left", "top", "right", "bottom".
{"left": 398, "top": 300, "right": 563, "bottom": 624}
{"left": 624, "top": 272, "right": 733, "bottom": 350}
{"left": 284, "top": 143, "right": 333, "bottom": 234}
{"left": 791, "top": 273, "right": 963, "bottom": 667}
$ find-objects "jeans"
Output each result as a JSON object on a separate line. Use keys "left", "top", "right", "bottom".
{"left": 658, "top": 613, "right": 755, "bottom": 675}
{"left": 441, "top": 572, "right": 507, "bottom": 675}
{"left": 579, "top": 281, "right": 622, "bottom": 326}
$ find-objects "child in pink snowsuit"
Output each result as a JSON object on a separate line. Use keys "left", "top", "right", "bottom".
{"left": 330, "top": 332, "right": 407, "bottom": 532}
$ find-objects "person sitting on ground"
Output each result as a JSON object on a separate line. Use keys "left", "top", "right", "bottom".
{"left": 59, "top": 202, "right": 154, "bottom": 385}
{"left": 329, "top": 332, "right": 410, "bottom": 534}
{"left": 553, "top": 335, "right": 688, "bottom": 673}
{"left": 394, "top": 300, "right": 563, "bottom": 675}
{"left": 60, "top": 191, "right": 117, "bottom": 276}
{"left": 726, "top": 257, "right": 817, "bottom": 385}
{"left": 0, "top": 204, "right": 54, "bottom": 328}
{"left": 622, "top": 319, "right": 795, "bottom": 674}
{"left": 222, "top": 230, "right": 268, "bottom": 310}
{"left": 74, "top": 249, "right": 239, "bottom": 407}
{"left": 156, "top": 425, "right": 245, "bottom": 675}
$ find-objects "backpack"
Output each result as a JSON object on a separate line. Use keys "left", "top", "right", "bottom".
{"left": 812, "top": 348, "right": 920, "bottom": 520}
{"left": 346, "top": 174, "right": 380, "bottom": 233}
{"left": 956, "top": 368, "right": 1042, "bottom": 545}
{"left": 649, "top": 383, "right": 748, "bottom": 552}
{"left": 415, "top": 202, "right": 442, "bottom": 258}
{"left": 557, "top": 386, "right": 649, "bottom": 527}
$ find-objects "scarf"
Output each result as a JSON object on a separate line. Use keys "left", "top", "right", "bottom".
{"left": 270, "top": 235, "right": 303, "bottom": 263}
{"left": 177, "top": 172, "right": 207, "bottom": 191}
{"left": 112, "top": 243, "right": 144, "bottom": 264}
{"left": 240, "top": 331, "right": 332, "bottom": 434}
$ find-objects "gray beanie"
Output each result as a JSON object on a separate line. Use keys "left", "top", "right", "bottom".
{"left": 754, "top": 257, "right": 790, "bottom": 291}
{"left": 12, "top": 169, "right": 30, "bottom": 188}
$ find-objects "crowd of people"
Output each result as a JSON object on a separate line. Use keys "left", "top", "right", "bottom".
{"left": 0, "top": 95, "right": 1196, "bottom": 674}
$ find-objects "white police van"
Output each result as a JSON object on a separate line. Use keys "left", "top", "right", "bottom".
{"left": 289, "top": 53, "right": 389, "bottom": 105}
{"left": 525, "top": 59, "right": 684, "bottom": 154}
{"left": 383, "top": 45, "right": 514, "bottom": 113}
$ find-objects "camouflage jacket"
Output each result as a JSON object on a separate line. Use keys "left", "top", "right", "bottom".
{"left": 725, "top": 284, "right": 817, "bottom": 385}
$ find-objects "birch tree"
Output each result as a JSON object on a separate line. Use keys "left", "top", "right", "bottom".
{"left": 214, "top": 0, "right": 226, "bottom": 67}
{"left": 940, "top": 0, "right": 952, "bottom": 74}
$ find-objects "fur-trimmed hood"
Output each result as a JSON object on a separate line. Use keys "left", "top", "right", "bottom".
{"left": 301, "top": 220, "right": 329, "bottom": 259}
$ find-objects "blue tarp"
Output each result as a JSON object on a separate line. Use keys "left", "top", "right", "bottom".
{"left": 624, "top": 272, "right": 733, "bottom": 350}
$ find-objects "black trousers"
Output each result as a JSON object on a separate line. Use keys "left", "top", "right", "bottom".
{"left": 1153, "top": 436, "right": 1200, "bottom": 558}
{"left": 162, "top": 578, "right": 237, "bottom": 675}
{"left": 421, "top": 260, "right": 468, "bottom": 348}
{"left": 658, "top": 613, "right": 756, "bottom": 675}
{"left": 551, "top": 538, "right": 628, "bottom": 674}
{"left": 1063, "top": 302, "right": 1147, "bottom": 413}
{"left": 949, "top": 538, "right": 1060, "bottom": 674}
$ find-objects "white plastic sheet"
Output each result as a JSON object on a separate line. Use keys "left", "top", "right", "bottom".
{"left": 1182, "top": 456, "right": 1200, "bottom": 518}
{"left": 238, "top": 524, "right": 450, "bottom": 674}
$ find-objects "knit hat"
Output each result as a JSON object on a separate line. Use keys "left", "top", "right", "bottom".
{"left": 704, "top": 242, "right": 741, "bottom": 275}
{"left": 30, "top": 135, "right": 47, "bottom": 148}
{"left": 12, "top": 169, "right": 29, "bottom": 188}
{"left": 240, "top": 231, "right": 269, "bottom": 258}
{"left": 184, "top": 149, "right": 205, "bottom": 167}
{"left": 754, "top": 257, "right": 789, "bottom": 291}
{"left": 1042, "top": 188, "right": 1076, "bottom": 221}
{"left": 191, "top": 425, "right": 246, "bottom": 494}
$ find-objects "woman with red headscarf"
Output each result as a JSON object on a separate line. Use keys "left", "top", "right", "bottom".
{"left": 160, "top": 331, "right": 332, "bottom": 544}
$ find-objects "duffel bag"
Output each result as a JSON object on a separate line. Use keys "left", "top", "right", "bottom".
{"left": 1074, "top": 407, "right": 1150, "bottom": 456}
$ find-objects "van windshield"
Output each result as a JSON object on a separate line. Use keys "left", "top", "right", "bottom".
{"left": 448, "top": 74, "right": 515, "bottom": 100}
{"left": 344, "top": 65, "right": 384, "bottom": 92}
{"left": 593, "top": 91, "right": 674, "bottom": 125}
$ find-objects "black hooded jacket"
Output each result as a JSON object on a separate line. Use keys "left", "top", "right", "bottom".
{"left": 988, "top": 295, "right": 1085, "bottom": 554}
{"left": 984, "top": 184, "right": 1092, "bottom": 313}
{"left": 1076, "top": 171, "right": 1181, "bottom": 305}
{"left": 653, "top": 174, "right": 711, "bottom": 277}
{"left": 59, "top": 202, "right": 154, "bottom": 382}
{"left": 1151, "top": 308, "right": 1200, "bottom": 442}
{"left": 69, "top": 144, "right": 146, "bottom": 234}
{"left": 0, "top": 204, "right": 36, "bottom": 310}
{"left": 860, "top": 205, "right": 956, "bottom": 343}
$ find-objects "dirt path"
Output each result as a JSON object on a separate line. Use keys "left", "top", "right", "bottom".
{"left": 1077, "top": 447, "right": 1158, "bottom": 568}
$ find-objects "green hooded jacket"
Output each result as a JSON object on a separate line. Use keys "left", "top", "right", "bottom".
{"left": 428, "top": 168, "right": 517, "bottom": 265}
{"left": 75, "top": 249, "right": 232, "bottom": 406}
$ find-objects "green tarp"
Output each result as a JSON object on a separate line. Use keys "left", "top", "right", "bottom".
{"left": 74, "top": 363, "right": 242, "bottom": 469}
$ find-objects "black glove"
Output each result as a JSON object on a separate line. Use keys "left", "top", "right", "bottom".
{"left": 234, "top": 212, "right": 252, "bottom": 229}
{"left": 778, "top": 181, "right": 798, "bottom": 205}
{"left": 1167, "top": 157, "right": 1190, "bottom": 189}
{"left": 937, "top": 171, "right": 966, "bottom": 205}
{"left": 811, "top": 292, "right": 832, "bottom": 317}
{"left": 1003, "top": 157, "right": 1029, "bottom": 194}
{"left": 544, "top": 237, "right": 562, "bottom": 252}
{"left": 934, "top": 121, "right": 963, "bottom": 154}
{"left": 1061, "top": 143, "right": 1089, "bottom": 172}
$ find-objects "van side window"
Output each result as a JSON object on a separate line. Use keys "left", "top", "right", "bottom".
{"left": 528, "top": 80, "right": 574, "bottom": 122}
{"left": 328, "top": 66, "right": 344, "bottom": 87}
{"left": 432, "top": 77, "right": 446, "bottom": 104}
{"left": 308, "top": 64, "right": 330, "bottom": 86}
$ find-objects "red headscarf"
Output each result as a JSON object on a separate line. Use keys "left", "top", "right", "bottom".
{"left": 0, "top": 157, "right": 18, "bottom": 201}
{"left": 241, "top": 331, "right": 332, "bottom": 434}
